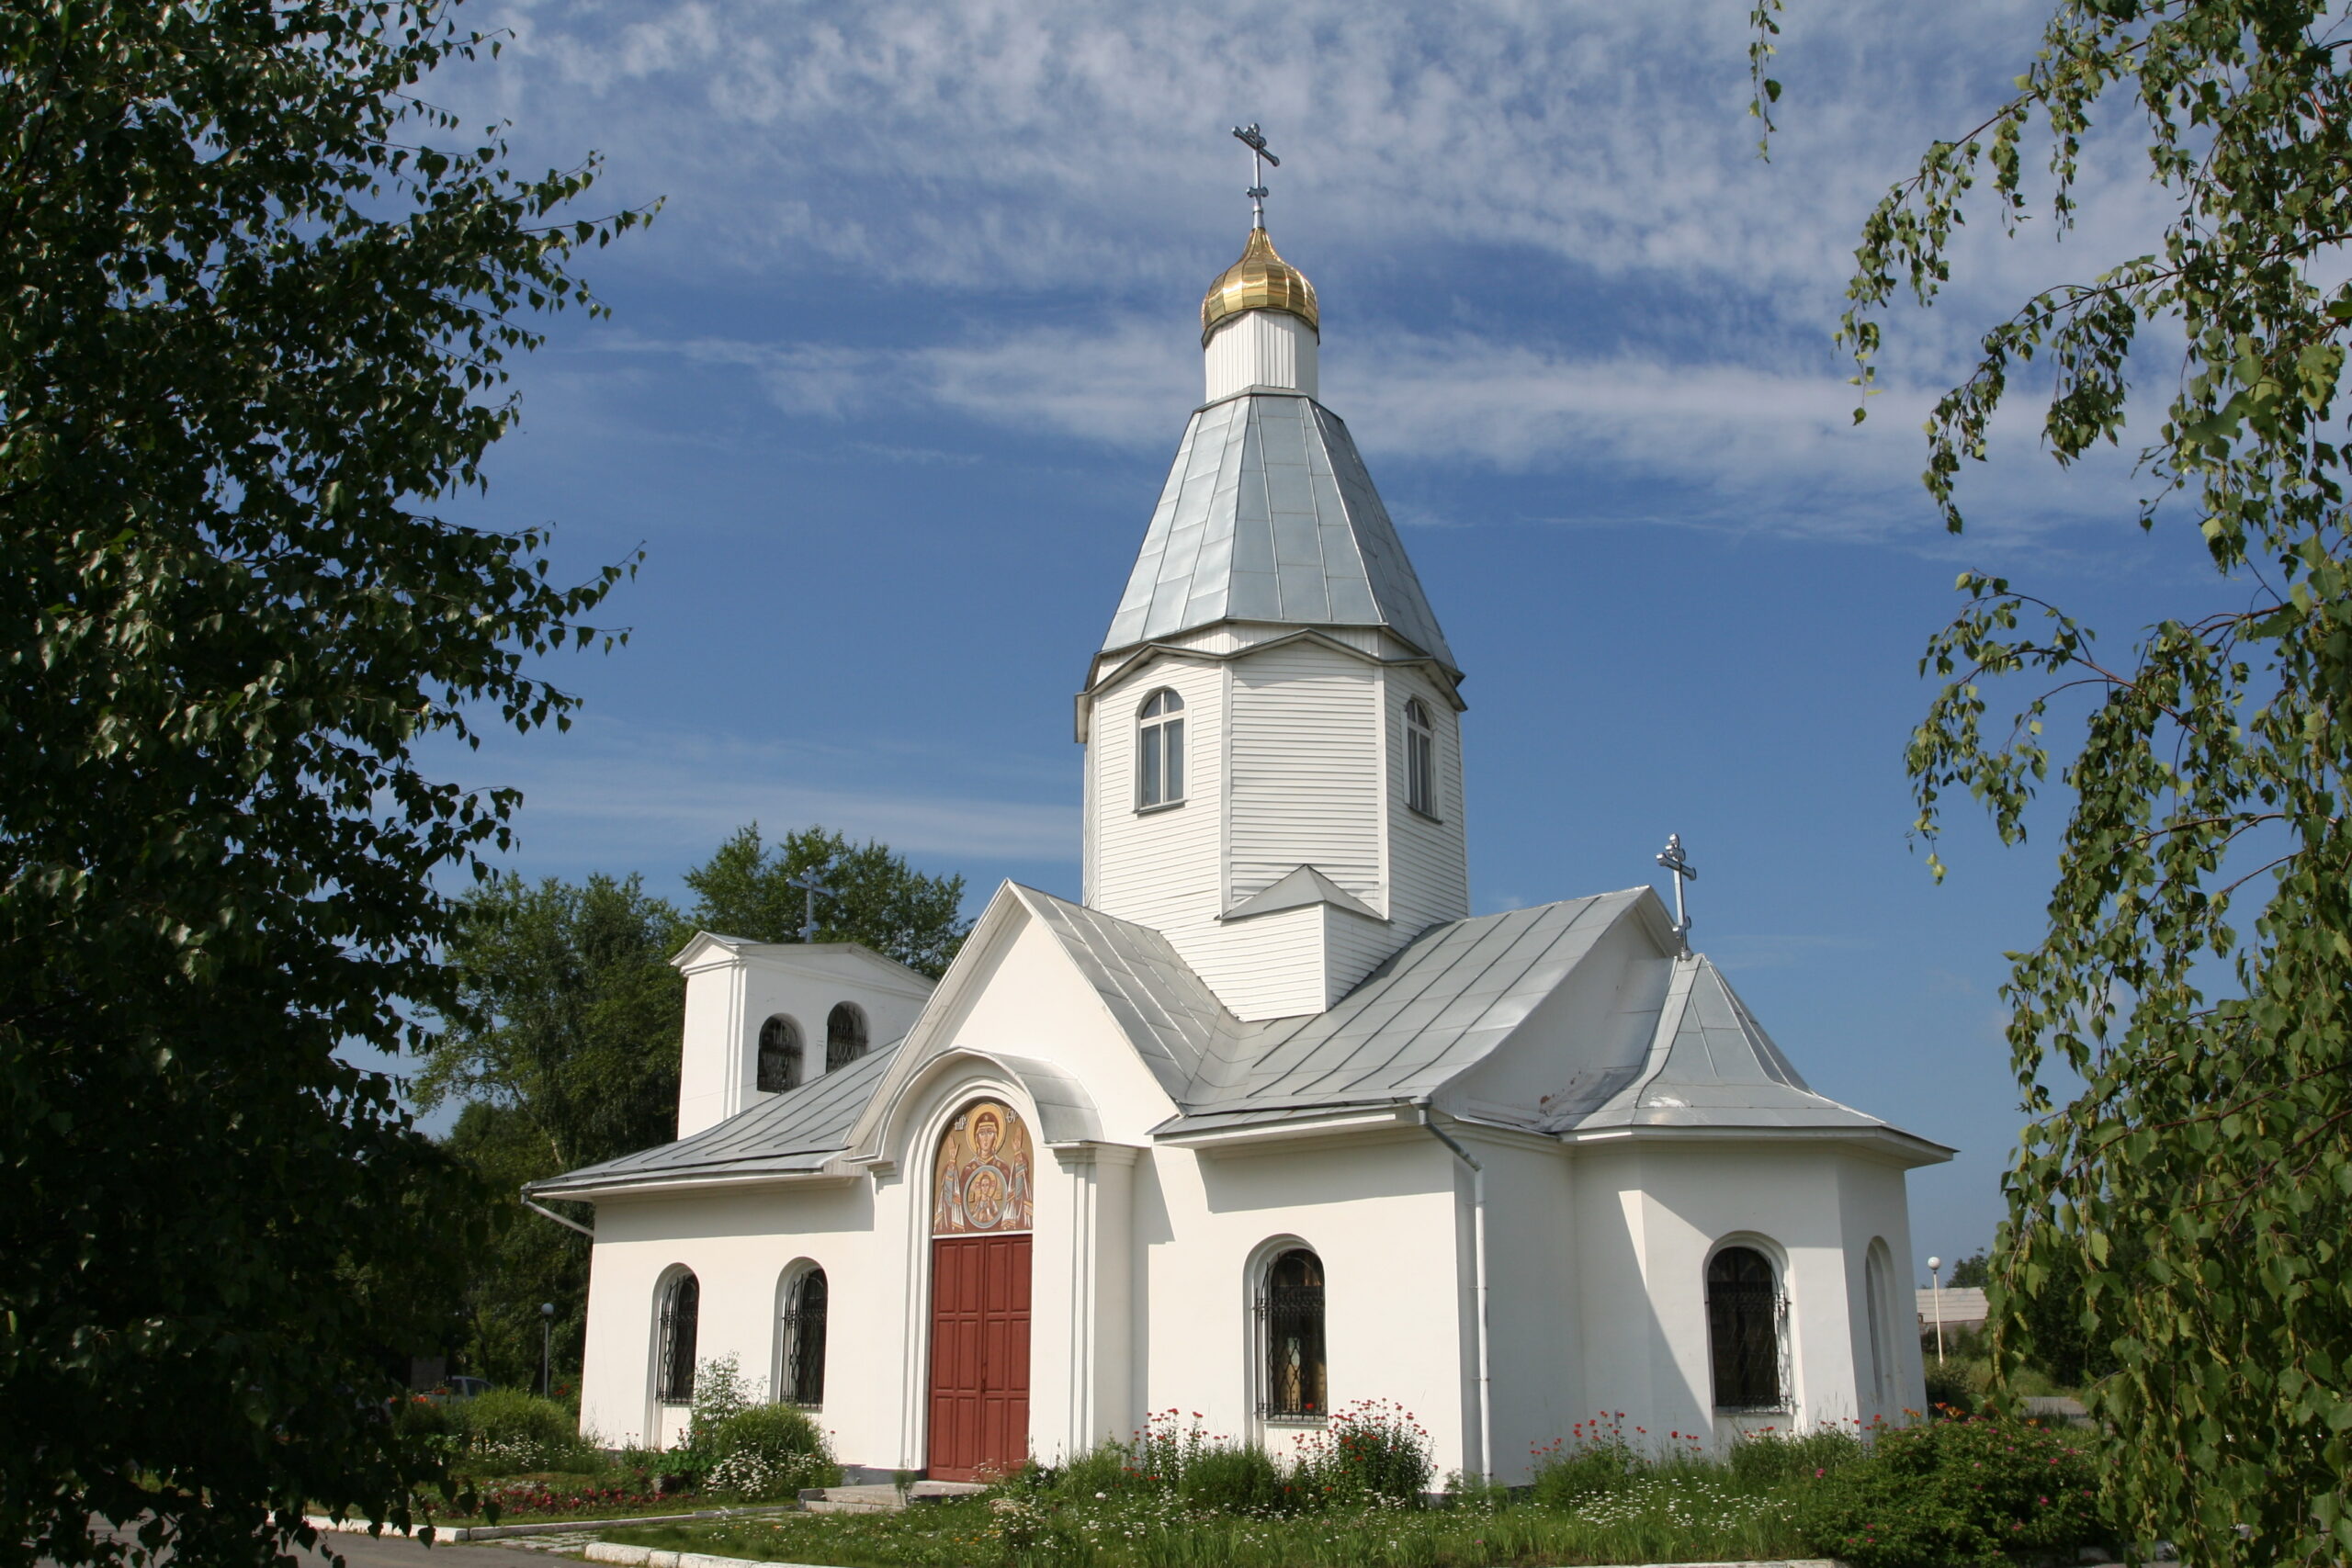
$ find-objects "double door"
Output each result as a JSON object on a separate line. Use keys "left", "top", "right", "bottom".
{"left": 925, "top": 1232, "right": 1031, "bottom": 1480}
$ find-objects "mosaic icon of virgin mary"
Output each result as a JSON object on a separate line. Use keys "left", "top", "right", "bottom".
{"left": 932, "top": 1100, "right": 1035, "bottom": 1234}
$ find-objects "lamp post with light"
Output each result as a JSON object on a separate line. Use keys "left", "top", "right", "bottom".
{"left": 1927, "top": 1256, "right": 1946, "bottom": 1364}
{"left": 539, "top": 1302, "right": 556, "bottom": 1398}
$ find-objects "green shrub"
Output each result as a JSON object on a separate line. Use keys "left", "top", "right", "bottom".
{"left": 1179, "top": 1442, "right": 1290, "bottom": 1514}
{"left": 701, "top": 1404, "right": 840, "bottom": 1503}
{"left": 686, "top": 1353, "right": 758, "bottom": 1447}
{"left": 1294, "top": 1399, "right": 1432, "bottom": 1505}
{"left": 1528, "top": 1414, "right": 1642, "bottom": 1506}
{"left": 456, "top": 1388, "right": 590, "bottom": 1473}
{"left": 1797, "top": 1411, "right": 2109, "bottom": 1568}
{"left": 1057, "top": 1438, "right": 1142, "bottom": 1499}
{"left": 1923, "top": 1359, "right": 1983, "bottom": 1416}
{"left": 1729, "top": 1425, "right": 1866, "bottom": 1486}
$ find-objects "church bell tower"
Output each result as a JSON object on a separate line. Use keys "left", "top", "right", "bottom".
{"left": 1080, "top": 144, "right": 1469, "bottom": 1021}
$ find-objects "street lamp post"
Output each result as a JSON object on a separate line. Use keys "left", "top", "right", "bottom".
{"left": 539, "top": 1302, "right": 556, "bottom": 1398}
{"left": 1927, "top": 1256, "right": 1946, "bottom": 1365}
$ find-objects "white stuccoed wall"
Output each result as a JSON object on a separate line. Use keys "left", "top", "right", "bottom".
{"left": 580, "top": 901, "right": 1475, "bottom": 1474}
{"left": 673, "top": 942, "right": 934, "bottom": 1139}
{"left": 1567, "top": 1141, "right": 1924, "bottom": 1448}
{"left": 579, "top": 895, "right": 1931, "bottom": 1479}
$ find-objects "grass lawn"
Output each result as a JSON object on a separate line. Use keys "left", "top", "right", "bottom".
{"left": 603, "top": 1475, "right": 1818, "bottom": 1568}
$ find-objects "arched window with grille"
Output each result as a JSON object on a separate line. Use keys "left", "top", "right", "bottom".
{"left": 777, "top": 1266, "right": 829, "bottom": 1406}
{"left": 1706, "top": 1245, "right": 1786, "bottom": 1411}
{"left": 1137, "top": 688, "right": 1185, "bottom": 808}
{"left": 758, "top": 1016, "right": 802, "bottom": 1093}
{"left": 655, "top": 1269, "right": 700, "bottom": 1406}
{"left": 1403, "top": 697, "right": 1438, "bottom": 818}
{"left": 825, "top": 1003, "right": 867, "bottom": 1072}
{"left": 1256, "top": 1247, "right": 1327, "bottom": 1421}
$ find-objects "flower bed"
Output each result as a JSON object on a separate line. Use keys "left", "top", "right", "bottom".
{"left": 601, "top": 1407, "right": 2115, "bottom": 1568}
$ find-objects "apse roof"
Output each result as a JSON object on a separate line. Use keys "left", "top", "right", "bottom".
{"left": 1554, "top": 951, "right": 1895, "bottom": 1135}
{"left": 1101, "top": 393, "right": 1457, "bottom": 673}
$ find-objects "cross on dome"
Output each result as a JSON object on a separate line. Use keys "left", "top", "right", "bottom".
{"left": 1232, "top": 122, "right": 1278, "bottom": 229}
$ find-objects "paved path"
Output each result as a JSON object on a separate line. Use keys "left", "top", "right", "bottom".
{"left": 59, "top": 1520, "right": 548, "bottom": 1568}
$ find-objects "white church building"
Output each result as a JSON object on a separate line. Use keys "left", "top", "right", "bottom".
{"left": 534, "top": 214, "right": 1950, "bottom": 1484}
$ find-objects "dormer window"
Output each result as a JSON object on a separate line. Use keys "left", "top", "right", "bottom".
{"left": 826, "top": 1002, "right": 868, "bottom": 1072}
{"left": 758, "top": 1015, "right": 803, "bottom": 1093}
{"left": 1137, "top": 688, "right": 1185, "bottom": 809}
{"left": 1404, "top": 697, "right": 1438, "bottom": 818}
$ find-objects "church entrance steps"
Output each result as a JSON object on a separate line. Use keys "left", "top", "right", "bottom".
{"left": 791, "top": 1480, "right": 984, "bottom": 1514}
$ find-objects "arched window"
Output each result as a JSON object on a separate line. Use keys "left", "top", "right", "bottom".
{"left": 655, "top": 1270, "right": 700, "bottom": 1405}
{"left": 1706, "top": 1246, "right": 1786, "bottom": 1411}
{"left": 758, "top": 1015, "right": 803, "bottom": 1093}
{"left": 1404, "top": 698, "right": 1438, "bottom": 817}
{"left": 825, "top": 1003, "right": 868, "bottom": 1072}
{"left": 1137, "top": 688, "right": 1185, "bottom": 808}
{"left": 1257, "top": 1247, "right": 1327, "bottom": 1421}
{"left": 778, "top": 1267, "right": 829, "bottom": 1406}
{"left": 1863, "top": 1242, "right": 1894, "bottom": 1410}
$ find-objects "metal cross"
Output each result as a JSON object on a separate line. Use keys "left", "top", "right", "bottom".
{"left": 785, "top": 863, "right": 836, "bottom": 943}
{"left": 1655, "top": 833, "right": 1697, "bottom": 953}
{"left": 1232, "top": 123, "right": 1280, "bottom": 230}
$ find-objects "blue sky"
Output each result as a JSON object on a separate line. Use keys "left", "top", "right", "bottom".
{"left": 408, "top": 0, "right": 2221, "bottom": 1285}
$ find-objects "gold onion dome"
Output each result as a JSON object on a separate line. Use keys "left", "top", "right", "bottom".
{"left": 1200, "top": 226, "right": 1318, "bottom": 344}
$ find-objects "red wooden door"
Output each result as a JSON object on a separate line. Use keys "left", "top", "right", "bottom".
{"left": 926, "top": 1233, "right": 1031, "bottom": 1480}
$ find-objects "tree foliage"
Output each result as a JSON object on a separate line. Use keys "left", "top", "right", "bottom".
{"left": 420, "top": 874, "right": 687, "bottom": 1175}
{"left": 422, "top": 831, "right": 968, "bottom": 1384}
{"left": 1754, "top": 1, "right": 2352, "bottom": 1561}
{"left": 684, "top": 824, "right": 970, "bottom": 977}
{"left": 0, "top": 3, "right": 642, "bottom": 1564}
{"left": 416, "top": 874, "right": 686, "bottom": 1390}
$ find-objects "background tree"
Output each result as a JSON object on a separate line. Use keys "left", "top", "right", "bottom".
{"left": 0, "top": 4, "right": 642, "bottom": 1564}
{"left": 1945, "top": 1249, "right": 1993, "bottom": 1291}
{"left": 418, "top": 874, "right": 686, "bottom": 1387}
{"left": 422, "top": 830, "right": 967, "bottom": 1386}
{"left": 684, "top": 824, "right": 970, "bottom": 977}
{"left": 1752, "top": 0, "right": 2352, "bottom": 1559}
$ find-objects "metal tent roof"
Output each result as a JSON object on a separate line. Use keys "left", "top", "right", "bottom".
{"left": 1101, "top": 392, "right": 1457, "bottom": 673}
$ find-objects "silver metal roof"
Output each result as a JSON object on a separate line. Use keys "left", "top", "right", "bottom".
{"left": 530, "top": 1043, "right": 900, "bottom": 1196}
{"left": 1553, "top": 953, "right": 1895, "bottom": 1135}
{"left": 1012, "top": 886, "right": 1226, "bottom": 1103}
{"left": 1165, "top": 892, "right": 1645, "bottom": 1124}
{"left": 535, "top": 887, "right": 1943, "bottom": 1196}
{"left": 1102, "top": 393, "right": 1458, "bottom": 673}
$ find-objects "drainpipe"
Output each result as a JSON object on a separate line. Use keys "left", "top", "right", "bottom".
{"left": 1420, "top": 1111, "right": 1491, "bottom": 1483}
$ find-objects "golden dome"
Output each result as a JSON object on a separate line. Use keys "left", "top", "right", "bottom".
{"left": 1200, "top": 226, "right": 1318, "bottom": 344}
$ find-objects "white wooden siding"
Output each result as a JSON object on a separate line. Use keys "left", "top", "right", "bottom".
{"left": 1228, "top": 643, "right": 1382, "bottom": 905}
{"left": 1088, "top": 659, "right": 1226, "bottom": 933}
{"left": 1385, "top": 665, "right": 1471, "bottom": 936}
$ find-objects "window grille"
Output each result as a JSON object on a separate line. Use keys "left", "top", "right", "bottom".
{"left": 1405, "top": 699, "right": 1437, "bottom": 817}
{"left": 780, "top": 1268, "right": 829, "bottom": 1406}
{"left": 656, "top": 1272, "right": 699, "bottom": 1405}
{"left": 1137, "top": 689, "right": 1185, "bottom": 808}
{"left": 825, "top": 1004, "right": 867, "bottom": 1073}
{"left": 758, "top": 1016, "right": 802, "bottom": 1093}
{"left": 1255, "top": 1248, "right": 1327, "bottom": 1420}
{"left": 1706, "top": 1247, "right": 1787, "bottom": 1411}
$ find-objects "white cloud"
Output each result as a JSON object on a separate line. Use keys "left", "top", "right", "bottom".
{"left": 603, "top": 312, "right": 2159, "bottom": 548}
{"left": 436, "top": 718, "right": 1077, "bottom": 879}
